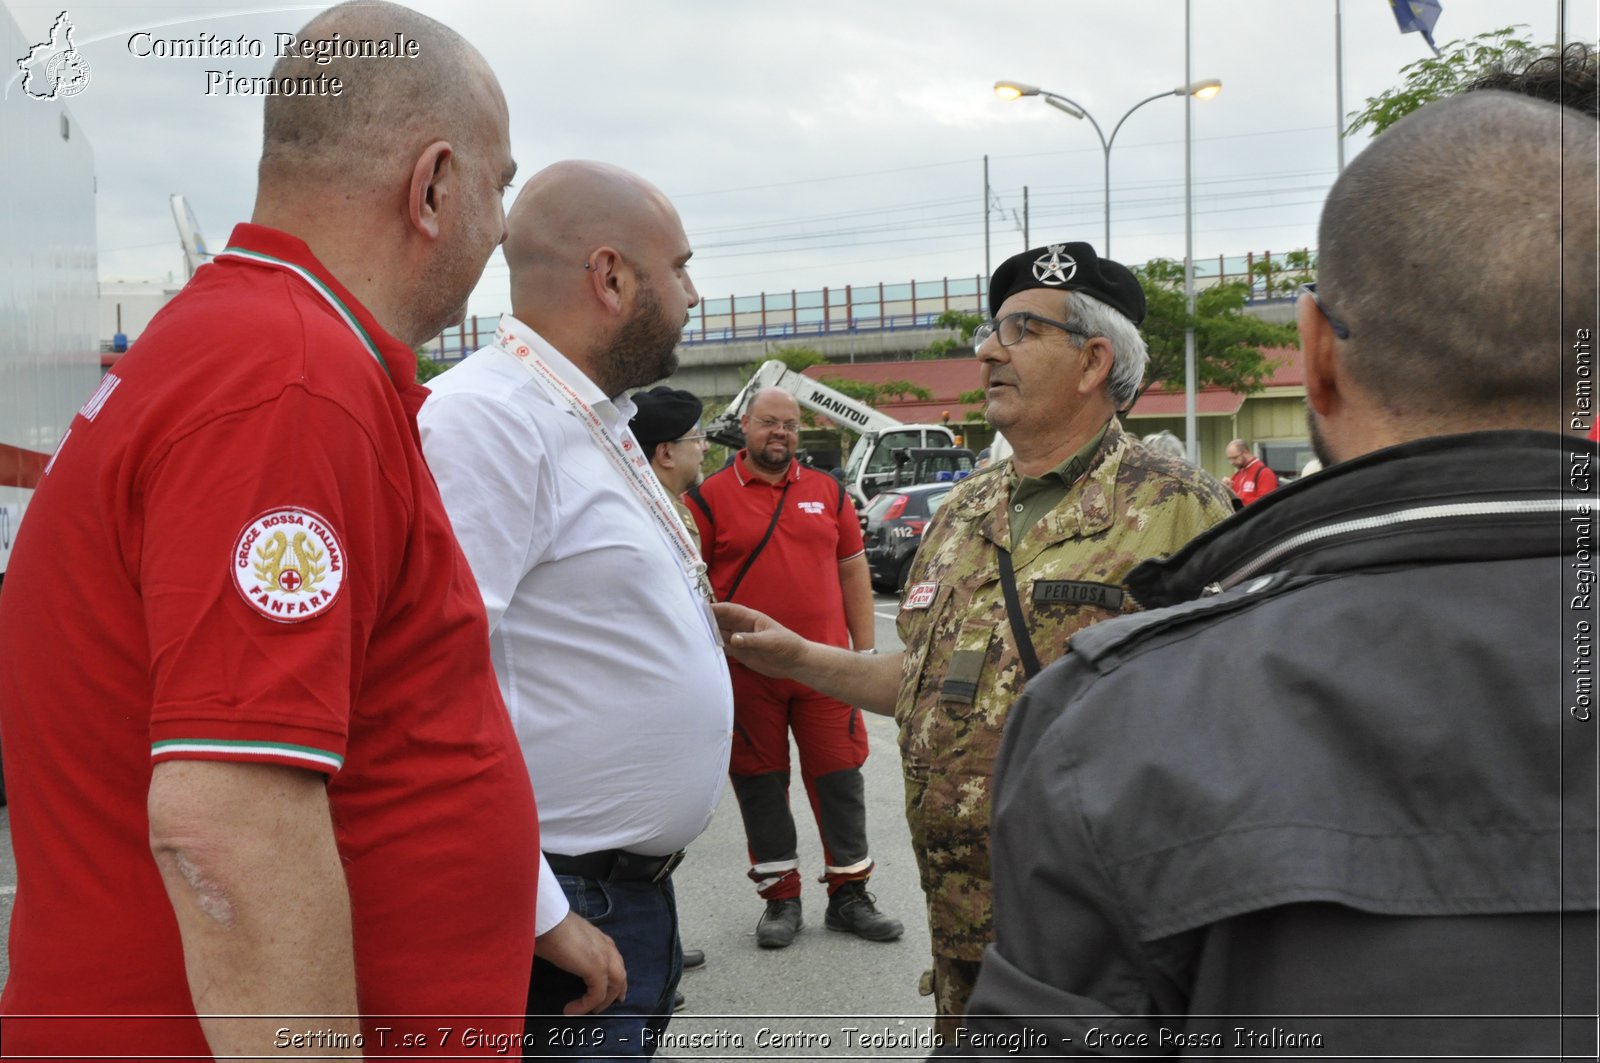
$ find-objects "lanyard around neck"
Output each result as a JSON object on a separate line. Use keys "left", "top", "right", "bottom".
{"left": 491, "top": 318, "right": 714, "bottom": 603}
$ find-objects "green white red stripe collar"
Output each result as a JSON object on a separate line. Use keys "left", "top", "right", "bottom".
{"left": 215, "top": 246, "right": 391, "bottom": 381}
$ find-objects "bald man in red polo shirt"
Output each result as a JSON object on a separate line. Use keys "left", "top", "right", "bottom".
{"left": 1227, "top": 439, "right": 1280, "bottom": 506}
{"left": 0, "top": 4, "right": 535, "bottom": 1053}
{"left": 689, "top": 388, "right": 904, "bottom": 949}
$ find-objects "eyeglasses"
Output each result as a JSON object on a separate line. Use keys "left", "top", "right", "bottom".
{"left": 674, "top": 431, "right": 707, "bottom": 444}
{"left": 1299, "top": 283, "right": 1351, "bottom": 340}
{"left": 751, "top": 416, "right": 800, "bottom": 433}
{"left": 971, "top": 311, "right": 1091, "bottom": 354}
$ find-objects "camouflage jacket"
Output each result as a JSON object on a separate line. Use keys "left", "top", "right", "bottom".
{"left": 894, "top": 418, "right": 1233, "bottom": 962}
{"left": 674, "top": 494, "right": 701, "bottom": 554}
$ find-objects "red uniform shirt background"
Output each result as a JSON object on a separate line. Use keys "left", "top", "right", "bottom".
{"left": 1230, "top": 458, "right": 1280, "bottom": 506}
{"left": 689, "top": 453, "right": 864, "bottom": 648}
{"left": 0, "top": 225, "right": 538, "bottom": 1053}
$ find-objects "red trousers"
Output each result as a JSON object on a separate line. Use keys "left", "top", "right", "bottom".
{"left": 728, "top": 663, "right": 872, "bottom": 898}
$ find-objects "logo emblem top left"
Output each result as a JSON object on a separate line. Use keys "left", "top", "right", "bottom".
{"left": 17, "top": 12, "right": 91, "bottom": 100}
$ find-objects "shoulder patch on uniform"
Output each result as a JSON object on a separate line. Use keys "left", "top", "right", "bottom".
{"left": 232, "top": 506, "right": 346, "bottom": 623}
{"left": 903, "top": 581, "right": 939, "bottom": 610}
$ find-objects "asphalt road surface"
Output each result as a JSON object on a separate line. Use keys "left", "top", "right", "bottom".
{"left": 0, "top": 593, "right": 943, "bottom": 1057}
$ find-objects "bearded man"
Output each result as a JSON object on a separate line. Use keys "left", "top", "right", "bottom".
{"left": 419, "top": 160, "right": 732, "bottom": 1059}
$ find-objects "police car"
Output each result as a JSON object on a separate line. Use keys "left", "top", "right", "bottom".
{"left": 862, "top": 481, "right": 957, "bottom": 593}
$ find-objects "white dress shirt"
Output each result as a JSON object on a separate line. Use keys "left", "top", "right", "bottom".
{"left": 418, "top": 316, "right": 733, "bottom": 933}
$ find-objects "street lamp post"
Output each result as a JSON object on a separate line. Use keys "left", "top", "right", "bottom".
{"left": 993, "top": 78, "right": 1220, "bottom": 258}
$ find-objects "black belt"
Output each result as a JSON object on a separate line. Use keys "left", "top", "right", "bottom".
{"left": 545, "top": 848, "right": 685, "bottom": 885}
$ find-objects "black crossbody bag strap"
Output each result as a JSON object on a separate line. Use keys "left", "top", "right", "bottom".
{"left": 724, "top": 480, "right": 792, "bottom": 602}
{"left": 995, "top": 545, "right": 1042, "bottom": 679}
{"left": 686, "top": 481, "right": 715, "bottom": 531}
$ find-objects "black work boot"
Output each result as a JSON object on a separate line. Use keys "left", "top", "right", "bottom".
{"left": 824, "top": 880, "right": 904, "bottom": 942}
{"left": 756, "top": 897, "right": 803, "bottom": 948}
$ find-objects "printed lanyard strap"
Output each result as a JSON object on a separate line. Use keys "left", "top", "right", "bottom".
{"left": 491, "top": 320, "right": 714, "bottom": 603}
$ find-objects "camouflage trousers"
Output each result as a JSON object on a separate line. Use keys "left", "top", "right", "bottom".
{"left": 921, "top": 955, "right": 981, "bottom": 1044}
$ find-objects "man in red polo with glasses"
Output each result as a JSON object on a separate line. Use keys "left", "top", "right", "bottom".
{"left": 688, "top": 387, "right": 904, "bottom": 951}
{"left": 1226, "top": 439, "right": 1279, "bottom": 506}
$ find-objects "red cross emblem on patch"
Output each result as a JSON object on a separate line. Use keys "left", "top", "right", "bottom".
{"left": 232, "top": 507, "right": 347, "bottom": 624}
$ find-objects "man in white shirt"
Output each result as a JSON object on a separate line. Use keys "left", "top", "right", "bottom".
{"left": 418, "top": 160, "right": 732, "bottom": 1059}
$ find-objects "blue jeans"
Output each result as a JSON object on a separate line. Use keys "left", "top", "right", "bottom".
{"left": 523, "top": 873, "right": 682, "bottom": 1060}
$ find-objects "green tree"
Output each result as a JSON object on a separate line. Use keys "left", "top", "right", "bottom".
{"left": 1346, "top": 26, "right": 1540, "bottom": 136}
{"left": 1134, "top": 259, "right": 1297, "bottom": 403}
{"left": 818, "top": 377, "right": 932, "bottom": 406}
{"left": 414, "top": 350, "right": 450, "bottom": 382}
{"left": 1249, "top": 249, "right": 1317, "bottom": 299}
{"left": 917, "top": 310, "right": 984, "bottom": 359}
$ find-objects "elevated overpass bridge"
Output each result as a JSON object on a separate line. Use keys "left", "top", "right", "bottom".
{"left": 427, "top": 249, "right": 1307, "bottom": 402}
{"left": 669, "top": 320, "right": 956, "bottom": 398}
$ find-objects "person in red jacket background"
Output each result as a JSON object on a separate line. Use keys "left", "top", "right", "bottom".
{"left": 1227, "top": 439, "right": 1280, "bottom": 506}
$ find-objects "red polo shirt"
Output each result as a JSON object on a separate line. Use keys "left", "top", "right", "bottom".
{"left": 0, "top": 223, "right": 537, "bottom": 1052}
{"left": 689, "top": 453, "right": 864, "bottom": 647}
{"left": 1231, "top": 458, "right": 1280, "bottom": 506}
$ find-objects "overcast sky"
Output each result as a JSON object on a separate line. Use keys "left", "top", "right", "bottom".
{"left": 4, "top": 0, "right": 1587, "bottom": 319}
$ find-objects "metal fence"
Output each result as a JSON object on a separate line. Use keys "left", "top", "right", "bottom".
{"left": 427, "top": 249, "right": 1312, "bottom": 359}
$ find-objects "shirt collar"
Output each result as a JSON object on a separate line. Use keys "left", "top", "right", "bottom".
{"left": 1010, "top": 421, "right": 1111, "bottom": 496}
{"left": 733, "top": 450, "right": 798, "bottom": 487}
{"left": 217, "top": 223, "right": 418, "bottom": 390}
{"left": 496, "top": 313, "right": 635, "bottom": 436}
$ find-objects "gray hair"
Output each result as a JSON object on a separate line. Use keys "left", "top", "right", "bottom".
{"left": 1063, "top": 291, "right": 1148, "bottom": 408}
{"left": 1142, "top": 430, "right": 1187, "bottom": 460}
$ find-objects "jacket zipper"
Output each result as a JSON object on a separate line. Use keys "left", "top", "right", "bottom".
{"left": 1201, "top": 497, "right": 1588, "bottom": 597}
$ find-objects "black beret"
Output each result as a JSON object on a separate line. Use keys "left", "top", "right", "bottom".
{"left": 987, "top": 241, "right": 1145, "bottom": 326}
{"left": 629, "top": 385, "right": 703, "bottom": 451}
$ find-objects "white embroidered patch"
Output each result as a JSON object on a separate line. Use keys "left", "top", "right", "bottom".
{"left": 903, "top": 581, "right": 939, "bottom": 610}
{"left": 231, "top": 507, "right": 345, "bottom": 623}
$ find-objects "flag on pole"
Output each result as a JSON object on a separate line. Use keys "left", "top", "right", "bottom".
{"left": 1389, "top": 0, "right": 1444, "bottom": 57}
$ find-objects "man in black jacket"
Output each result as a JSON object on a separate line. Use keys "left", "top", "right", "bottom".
{"left": 945, "top": 92, "right": 1598, "bottom": 1059}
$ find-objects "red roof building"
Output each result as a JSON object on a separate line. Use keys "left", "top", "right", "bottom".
{"left": 803, "top": 346, "right": 1313, "bottom": 479}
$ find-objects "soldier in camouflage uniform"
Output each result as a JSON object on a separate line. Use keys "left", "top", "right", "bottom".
{"left": 898, "top": 417, "right": 1229, "bottom": 1032}
{"left": 713, "top": 242, "right": 1232, "bottom": 1038}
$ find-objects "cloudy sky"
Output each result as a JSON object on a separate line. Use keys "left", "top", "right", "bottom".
{"left": 3, "top": 0, "right": 1586, "bottom": 320}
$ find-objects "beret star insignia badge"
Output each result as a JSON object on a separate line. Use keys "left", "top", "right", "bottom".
{"left": 1032, "top": 244, "right": 1077, "bottom": 285}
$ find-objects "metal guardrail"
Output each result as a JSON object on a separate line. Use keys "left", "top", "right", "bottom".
{"left": 679, "top": 311, "right": 948, "bottom": 346}
{"left": 427, "top": 249, "right": 1314, "bottom": 358}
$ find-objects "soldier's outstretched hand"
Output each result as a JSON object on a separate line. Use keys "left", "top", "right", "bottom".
{"left": 713, "top": 602, "right": 806, "bottom": 678}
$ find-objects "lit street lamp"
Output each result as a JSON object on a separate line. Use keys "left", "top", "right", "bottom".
{"left": 993, "top": 78, "right": 1221, "bottom": 257}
